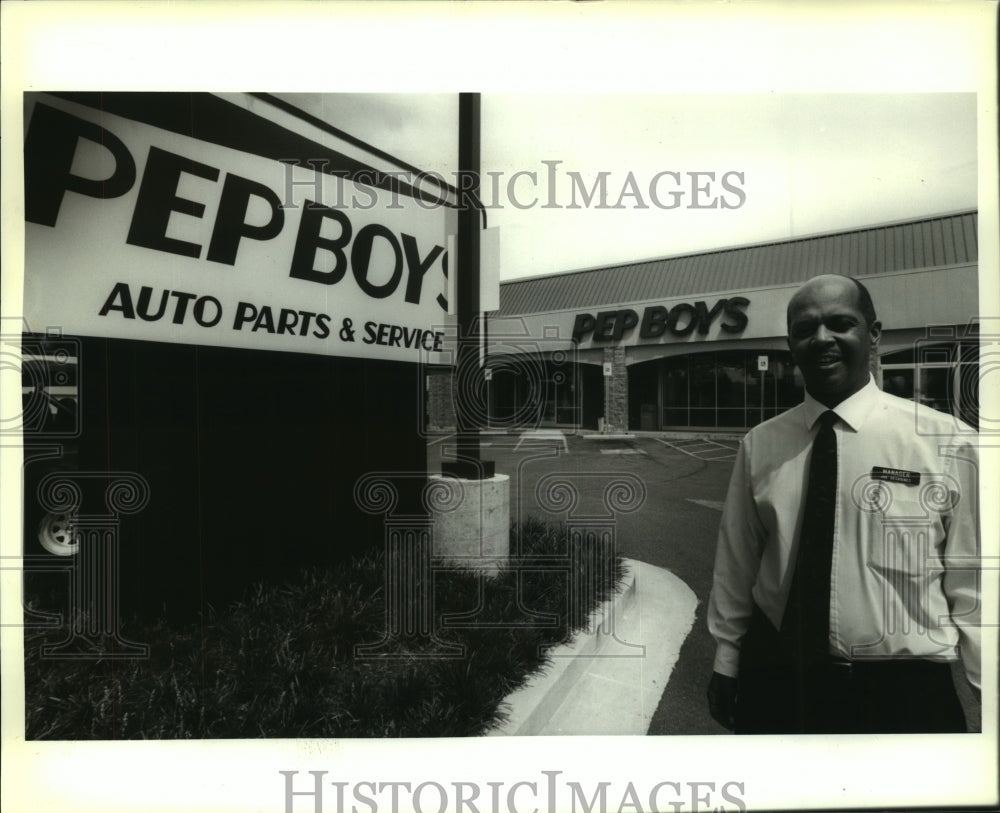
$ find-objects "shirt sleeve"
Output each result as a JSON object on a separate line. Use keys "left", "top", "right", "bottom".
{"left": 707, "top": 434, "right": 767, "bottom": 678}
{"left": 942, "top": 438, "right": 981, "bottom": 691}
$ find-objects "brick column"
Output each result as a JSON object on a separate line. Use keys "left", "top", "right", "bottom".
{"left": 426, "top": 368, "right": 456, "bottom": 431}
{"left": 870, "top": 346, "right": 883, "bottom": 389}
{"left": 603, "top": 346, "right": 628, "bottom": 433}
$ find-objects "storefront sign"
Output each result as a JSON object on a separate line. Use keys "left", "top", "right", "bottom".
{"left": 23, "top": 94, "right": 454, "bottom": 363}
{"left": 572, "top": 298, "right": 749, "bottom": 345}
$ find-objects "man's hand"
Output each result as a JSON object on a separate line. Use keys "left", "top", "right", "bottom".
{"left": 707, "top": 671, "right": 738, "bottom": 731}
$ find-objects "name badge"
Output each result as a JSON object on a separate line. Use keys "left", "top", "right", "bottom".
{"left": 871, "top": 466, "right": 921, "bottom": 486}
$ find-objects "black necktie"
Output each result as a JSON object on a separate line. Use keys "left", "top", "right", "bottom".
{"left": 783, "top": 410, "right": 839, "bottom": 663}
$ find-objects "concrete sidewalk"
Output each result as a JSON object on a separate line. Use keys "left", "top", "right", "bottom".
{"left": 488, "top": 559, "right": 697, "bottom": 736}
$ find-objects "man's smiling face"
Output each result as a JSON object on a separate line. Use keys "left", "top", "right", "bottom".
{"left": 786, "top": 275, "right": 881, "bottom": 408}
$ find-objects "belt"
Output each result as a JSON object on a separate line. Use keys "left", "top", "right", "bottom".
{"left": 827, "top": 659, "right": 862, "bottom": 681}
{"left": 817, "top": 657, "right": 949, "bottom": 679}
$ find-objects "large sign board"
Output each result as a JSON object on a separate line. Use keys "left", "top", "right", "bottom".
{"left": 23, "top": 94, "right": 455, "bottom": 363}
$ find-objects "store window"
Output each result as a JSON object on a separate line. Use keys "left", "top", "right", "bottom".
{"left": 881, "top": 337, "right": 979, "bottom": 428}
{"left": 659, "top": 349, "right": 802, "bottom": 430}
{"left": 717, "top": 351, "right": 748, "bottom": 428}
{"left": 662, "top": 358, "right": 689, "bottom": 427}
{"left": 488, "top": 357, "right": 580, "bottom": 428}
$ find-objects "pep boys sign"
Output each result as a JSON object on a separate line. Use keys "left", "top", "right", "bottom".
{"left": 22, "top": 94, "right": 455, "bottom": 362}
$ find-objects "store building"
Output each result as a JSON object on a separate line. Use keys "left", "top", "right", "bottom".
{"left": 478, "top": 210, "right": 979, "bottom": 433}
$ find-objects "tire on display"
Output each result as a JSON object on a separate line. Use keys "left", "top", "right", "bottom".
{"left": 38, "top": 512, "right": 79, "bottom": 557}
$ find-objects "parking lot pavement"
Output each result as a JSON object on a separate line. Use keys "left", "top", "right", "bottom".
{"left": 429, "top": 431, "right": 739, "bottom": 735}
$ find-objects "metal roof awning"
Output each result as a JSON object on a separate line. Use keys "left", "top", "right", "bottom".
{"left": 498, "top": 210, "right": 977, "bottom": 315}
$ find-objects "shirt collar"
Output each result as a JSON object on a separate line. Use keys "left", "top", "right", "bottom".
{"left": 802, "top": 375, "right": 879, "bottom": 432}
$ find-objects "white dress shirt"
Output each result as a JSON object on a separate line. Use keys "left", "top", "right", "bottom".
{"left": 708, "top": 377, "right": 981, "bottom": 689}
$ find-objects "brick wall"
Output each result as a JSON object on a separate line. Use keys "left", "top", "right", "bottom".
{"left": 426, "top": 368, "right": 456, "bottom": 431}
{"left": 870, "top": 345, "right": 883, "bottom": 389}
{"left": 603, "top": 346, "right": 629, "bottom": 433}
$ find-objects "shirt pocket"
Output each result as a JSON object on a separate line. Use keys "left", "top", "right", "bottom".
{"left": 850, "top": 477, "right": 950, "bottom": 577}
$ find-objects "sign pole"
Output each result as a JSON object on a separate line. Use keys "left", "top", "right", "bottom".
{"left": 446, "top": 92, "right": 493, "bottom": 479}
{"left": 431, "top": 94, "right": 508, "bottom": 576}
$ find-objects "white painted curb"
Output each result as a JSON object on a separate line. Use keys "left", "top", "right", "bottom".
{"left": 488, "top": 559, "right": 697, "bottom": 736}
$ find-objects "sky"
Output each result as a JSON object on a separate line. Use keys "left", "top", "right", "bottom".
{"left": 275, "top": 92, "right": 978, "bottom": 281}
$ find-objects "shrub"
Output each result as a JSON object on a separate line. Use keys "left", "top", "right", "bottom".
{"left": 24, "top": 519, "right": 625, "bottom": 739}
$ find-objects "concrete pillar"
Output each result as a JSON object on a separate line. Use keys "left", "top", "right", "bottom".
{"left": 428, "top": 473, "right": 510, "bottom": 575}
{"left": 603, "top": 346, "right": 628, "bottom": 433}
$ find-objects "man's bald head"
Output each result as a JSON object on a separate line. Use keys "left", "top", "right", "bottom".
{"left": 786, "top": 275, "right": 877, "bottom": 330}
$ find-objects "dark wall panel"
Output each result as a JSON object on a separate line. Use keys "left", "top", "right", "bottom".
{"left": 75, "top": 337, "right": 425, "bottom": 620}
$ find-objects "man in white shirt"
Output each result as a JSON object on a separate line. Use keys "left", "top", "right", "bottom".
{"left": 706, "top": 274, "right": 981, "bottom": 733}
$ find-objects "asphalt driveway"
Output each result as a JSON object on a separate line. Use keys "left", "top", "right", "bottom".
{"left": 429, "top": 431, "right": 736, "bottom": 735}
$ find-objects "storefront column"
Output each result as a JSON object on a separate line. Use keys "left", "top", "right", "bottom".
{"left": 426, "top": 369, "right": 456, "bottom": 431}
{"left": 870, "top": 348, "right": 883, "bottom": 389}
{"left": 603, "top": 346, "right": 628, "bottom": 433}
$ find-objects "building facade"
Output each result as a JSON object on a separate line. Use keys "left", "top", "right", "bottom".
{"left": 478, "top": 210, "right": 979, "bottom": 433}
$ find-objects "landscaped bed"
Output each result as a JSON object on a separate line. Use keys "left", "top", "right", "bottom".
{"left": 23, "top": 519, "right": 625, "bottom": 739}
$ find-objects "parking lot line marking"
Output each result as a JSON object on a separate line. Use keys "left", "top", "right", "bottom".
{"left": 514, "top": 430, "right": 569, "bottom": 453}
{"left": 654, "top": 437, "right": 737, "bottom": 461}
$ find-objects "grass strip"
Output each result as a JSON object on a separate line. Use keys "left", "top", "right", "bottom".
{"left": 24, "top": 518, "right": 625, "bottom": 739}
